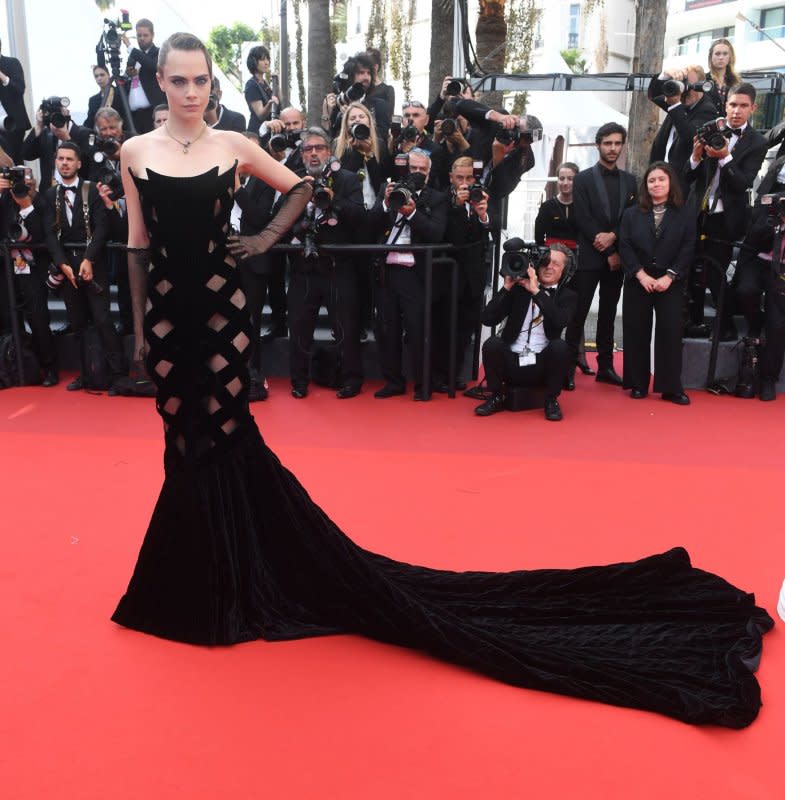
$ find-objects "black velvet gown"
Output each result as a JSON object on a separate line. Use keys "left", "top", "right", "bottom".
{"left": 112, "top": 164, "right": 774, "bottom": 728}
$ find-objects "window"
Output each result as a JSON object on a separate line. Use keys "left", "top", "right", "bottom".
{"left": 677, "top": 27, "right": 732, "bottom": 57}
{"left": 760, "top": 7, "right": 785, "bottom": 40}
{"left": 568, "top": 5, "right": 580, "bottom": 49}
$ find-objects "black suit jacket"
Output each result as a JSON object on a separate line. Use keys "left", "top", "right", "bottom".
{"left": 214, "top": 106, "right": 247, "bottom": 133}
{"left": 125, "top": 45, "right": 166, "bottom": 108}
{"left": 339, "top": 144, "right": 393, "bottom": 197}
{"left": 573, "top": 164, "right": 637, "bottom": 270}
{"left": 22, "top": 123, "right": 93, "bottom": 188}
{"left": 618, "top": 202, "right": 696, "bottom": 281}
{"left": 444, "top": 201, "right": 490, "bottom": 297}
{"left": 0, "top": 54, "right": 31, "bottom": 131}
{"left": 369, "top": 185, "right": 448, "bottom": 278}
{"left": 684, "top": 125, "right": 768, "bottom": 239}
{"left": 236, "top": 176, "right": 276, "bottom": 274}
{"left": 43, "top": 181, "right": 108, "bottom": 265}
{"left": 0, "top": 191, "right": 45, "bottom": 252}
{"left": 85, "top": 87, "right": 131, "bottom": 130}
{"left": 481, "top": 282, "right": 577, "bottom": 344}
{"left": 755, "top": 153, "right": 785, "bottom": 199}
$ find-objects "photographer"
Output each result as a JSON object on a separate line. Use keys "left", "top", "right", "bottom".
{"left": 432, "top": 100, "right": 472, "bottom": 166}
{"left": 685, "top": 82, "right": 768, "bottom": 340}
{"left": 244, "top": 46, "right": 278, "bottom": 133}
{"left": 152, "top": 104, "right": 168, "bottom": 129}
{"left": 475, "top": 244, "right": 576, "bottom": 422}
{"left": 733, "top": 194, "right": 785, "bottom": 401}
{"left": 366, "top": 48, "right": 395, "bottom": 126}
{"left": 324, "top": 53, "right": 391, "bottom": 139}
{"left": 43, "top": 142, "right": 124, "bottom": 390}
{"left": 120, "top": 18, "right": 165, "bottom": 134}
{"left": 368, "top": 148, "right": 448, "bottom": 400}
{"left": 85, "top": 64, "right": 131, "bottom": 131}
{"left": 22, "top": 98, "right": 92, "bottom": 188}
{"left": 427, "top": 76, "right": 474, "bottom": 134}
{"left": 648, "top": 65, "right": 717, "bottom": 190}
{"left": 285, "top": 128, "right": 366, "bottom": 399}
{"left": 567, "top": 122, "right": 637, "bottom": 387}
{"left": 205, "top": 77, "right": 246, "bottom": 132}
{"left": 0, "top": 171, "right": 57, "bottom": 385}
{"left": 0, "top": 37, "right": 31, "bottom": 164}
{"left": 432, "top": 155, "right": 492, "bottom": 392}
{"left": 388, "top": 100, "right": 449, "bottom": 191}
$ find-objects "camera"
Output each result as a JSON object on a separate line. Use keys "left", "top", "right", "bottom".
{"left": 400, "top": 123, "right": 419, "bottom": 142}
{"left": 388, "top": 172, "right": 426, "bottom": 214}
{"left": 696, "top": 117, "right": 731, "bottom": 150}
{"left": 445, "top": 78, "right": 464, "bottom": 97}
{"left": 9, "top": 220, "right": 27, "bottom": 242}
{"left": 500, "top": 238, "right": 551, "bottom": 280}
{"left": 390, "top": 115, "right": 402, "bottom": 137}
{"left": 312, "top": 156, "right": 341, "bottom": 211}
{"left": 662, "top": 78, "right": 714, "bottom": 97}
{"left": 440, "top": 117, "right": 457, "bottom": 137}
{"left": 270, "top": 129, "right": 302, "bottom": 153}
{"left": 98, "top": 168, "right": 125, "bottom": 201}
{"left": 89, "top": 135, "right": 121, "bottom": 161}
{"left": 350, "top": 122, "right": 370, "bottom": 141}
{"left": 0, "top": 165, "right": 32, "bottom": 198}
{"left": 0, "top": 113, "right": 15, "bottom": 132}
{"left": 332, "top": 60, "right": 367, "bottom": 106}
{"left": 100, "top": 13, "right": 131, "bottom": 77}
{"left": 761, "top": 193, "right": 785, "bottom": 226}
{"left": 495, "top": 119, "right": 543, "bottom": 146}
{"left": 40, "top": 96, "right": 70, "bottom": 128}
{"left": 468, "top": 183, "right": 486, "bottom": 203}
{"left": 46, "top": 264, "right": 66, "bottom": 292}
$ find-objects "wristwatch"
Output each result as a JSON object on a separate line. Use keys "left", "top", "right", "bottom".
{"left": 666, "top": 269, "right": 678, "bottom": 281}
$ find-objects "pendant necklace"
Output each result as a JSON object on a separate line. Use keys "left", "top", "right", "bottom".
{"left": 164, "top": 121, "right": 207, "bottom": 154}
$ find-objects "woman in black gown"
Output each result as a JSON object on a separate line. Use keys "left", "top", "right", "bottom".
{"left": 112, "top": 33, "right": 774, "bottom": 729}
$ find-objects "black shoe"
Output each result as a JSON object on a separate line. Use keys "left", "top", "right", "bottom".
{"left": 41, "top": 368, "right": 59, "bottom": 387}
{"left": 336, "top": 385, "right": 361, "bottom": 399}
{"left": 433, "top": 379, "right": 467, "bottom": 393}
{"left": 595, "top": 367, "right": 623, "bottom": 386}
{"left": 544, "top": 397, "right": 563, "bottom": 421}
{"left": 563, "top": 366, "right": 576, "bottom": 391}
{"left": 413, "top": 387, "right": 427, "bottom": 401}
{"left": 474, "top": 393, "right": 504, "bottom": 416}
{"left": 291, "top": 384, "right": 308, "bottom": 399}
{"left": 66, "top": 376, "right": 83, "bottom": 391}
{"left": 374, "top": 384, "right": 406, "bottom": 398}
{"left": 759, "top": 380, "right": 777, "bottom": 402}
{"left": 463, "top": 384, "right": 489, "bottom": 400}
{"left": 734, "top": 383, "right": 756, "bottom": 399}
{"left": 685, "top": 323, "right": 711, "bottom": 339}
{"left": 261, "top": 325, "right": 287, "bottom": 342}
{"left": 662, "top": 392, "right": 690, "bottom": 405}
{"left": 630, "top": 388, "right": 647, "bottom": 399}
{"left": 577, "top": 358, "right": 595, "bottom": 376}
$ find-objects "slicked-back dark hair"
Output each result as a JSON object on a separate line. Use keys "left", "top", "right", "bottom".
{"left": 158, "top": 32, "right": 212, "bottom": 77}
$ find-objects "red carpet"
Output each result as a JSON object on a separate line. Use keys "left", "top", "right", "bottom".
{"left": 2, "top": 359, "right": 783, "bottom": 799}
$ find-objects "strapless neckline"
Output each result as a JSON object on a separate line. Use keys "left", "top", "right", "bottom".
{"left": 129, "top": 160, "right": 238, "bottom": 183}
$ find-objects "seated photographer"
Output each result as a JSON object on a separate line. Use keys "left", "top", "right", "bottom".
{"left": 368, "top": 148, "right": 448, "bottom": 400}
{"left": 432, "top": 155, "right": 491, "bottom": 392}
{"left": 684, "top": 82, "right": 768, "bottom": 340}
{"left": 0, "top": 170, "right": 58, "bottom": 385}
{"left": 22, "top": 98, "right": 92, "bottom": 188}
{"left": 387, "top": 100, "right": 449, "bottom": 191}
{"left": 734, "top": 197, "right": 785, "bottom": 401}
{"left": 620, "top": 162, "right": 695, "bottom": 405}
{"left": 534, "top": 162, "right": 593, "bottom": 381}
{"left": 285, "top": 128, "right": 366, "bottom": 399}
{"left": 43, "top": 142, "right": 125, "bottom": 390}
{"left": 324, "top": 53, "right": 391, "bottom": 139}
{"left": 475, "top": 244, "right": 577, "bottom": 422}
{"left": 204, "top": 77, "right": 246, "bottom": 132}
{"left": 84, "top": 64, "right": 130, "bottom": 131}
{"left": 648, "top": 65, "right": 717, "bottom": 191}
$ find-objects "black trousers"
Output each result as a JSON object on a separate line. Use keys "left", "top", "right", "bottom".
{"left": 736, "top": 256, "right": 785, "bottom": 381}
{"left": 565, "top": 268, "right": 623, "bottom": 370}
{"left": 239, "top": 265, "right": 270, "bottom": 377}
{"left": 482, "top": 336, "right": 569, "bottom": 401}
{"left": 622, "top": 275, "right": 684, "bottom": 394}
{"left": 375, "top": 265, "right": 425, "bottom": 390}
{"left": 131, "top": 107, "right": 153, "bottom": 135}
{"left": 59, "top": 255, "right": 125, "bottom": 376}
{"left": 267, "top": 253, "right": 288, "bottom": 330}
{"left": 288, "top": 268, "right": 362, "bottom": 388}
{"left": 109, "top": 249, "right": 132, "bottom": 332}
{"left": 690, "top": 213, "right": 734, "bottom": 329}
{"left": 12, "top": 262, "right": 56, "bottom": 368}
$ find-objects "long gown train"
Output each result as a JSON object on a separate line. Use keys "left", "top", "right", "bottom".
{"left": 112, "top": 165, "right": 773, "bottom": 729}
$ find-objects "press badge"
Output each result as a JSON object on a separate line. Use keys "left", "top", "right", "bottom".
{"left": 13, "top": 255, "right": 31, "bottom": 275}
{"left": 518, "top": 347, "right": 536, "bottom": 367}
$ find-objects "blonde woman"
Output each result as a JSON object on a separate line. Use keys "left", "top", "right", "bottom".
{"left": 707, "top": 38, "right": 740, "bottom": 115}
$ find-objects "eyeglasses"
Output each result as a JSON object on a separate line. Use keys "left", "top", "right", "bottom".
{"left": 301, "top": 144, "right": 328, "bottom": 153}
{"left": 402, "top": 101, "right": 426, "bottom": 110}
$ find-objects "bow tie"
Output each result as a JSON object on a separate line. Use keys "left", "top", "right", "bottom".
{"left": 63, "top": 184, "right": 79, "bottom": 193}
{"left": 729, "top": 127, "right": 744, "bottom": 136}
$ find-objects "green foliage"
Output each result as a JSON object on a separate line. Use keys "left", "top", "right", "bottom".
{"left": 505, "top": 0, "right": 540, "bottom": 113}
{"left": 330, "top": 0, "right": 348, "bottom": 46}
{"left": 390, "top": 2, "right": 403, "bottom": 81}
{"left": 94, "top": 0, "right": 115, "bottom": 11}
{"left": 293, "top": 0, "right": 307, "bottom": 113}
{"left": 401, "top": 0, "right": 417, "bottom": 98}
{"left": 561, "top": 48, "right": 587, "bottom": 74}
{"left": 207, "top": 23, "right": 259, "bottom": 90}
{"left": 366, "top": 0, "right": 389, "bottom": 78}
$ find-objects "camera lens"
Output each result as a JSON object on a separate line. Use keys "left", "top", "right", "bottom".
{"left": 350, "top": 122, "right": 370, "bottom": 141}
{"left": 441, "top": 118, "right": 456, "bottom": 136}
{"left": 445, "top": 79, "right": 463, "bottom": 96}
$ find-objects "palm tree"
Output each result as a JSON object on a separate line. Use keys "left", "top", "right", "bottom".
{"left": 307, "top": 0, "right": 334, "bottom": 126}
{"left": 475, "top": 0, "right": 507, "bottom": 107}
{"left": 94, "top": 0, "right": 115, "bottom": 11}
{"left": 429, "top": 0, "right": 454, "bottom": 104}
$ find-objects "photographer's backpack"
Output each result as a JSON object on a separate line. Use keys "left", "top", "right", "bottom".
{"left": 0, "top": 332, "right": 41, "bottom": 388}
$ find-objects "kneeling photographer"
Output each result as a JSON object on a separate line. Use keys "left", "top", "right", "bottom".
{"left": 285, "top": 128, "right": 366, "bottom": 399}
{"left": 0, "top": 168, "right": 58, "bottom": 385}
{"left": 475, "top": 243, "right": 576, "bottom": 422}
{"left": 733, "top": 192, "right": 785, "bottom": 401}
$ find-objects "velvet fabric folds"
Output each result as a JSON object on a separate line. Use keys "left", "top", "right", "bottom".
{"left": 112, "top": 165, "right": 774, "bottom": 729}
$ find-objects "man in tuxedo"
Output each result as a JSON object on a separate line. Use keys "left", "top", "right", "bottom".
{"left": 369, "top": 148, "right": 448, "bottom": 400}
{"left": 475, "top": 245, "right": 577, "bottom": 421}
{"left": 685, "top": 82, "right": 769, "bottom": 340}
{"left": 285, "top": 129, "right": 367, "bottom": 399}
{"left": 121, "top": 18, "right": 165, "bottom": 134}
{"left": 567, "top": 122, "right": 637, "bottom": 386}
{"left": 0, "top": 38, "right": 31, "bottom": 164}
{"left": 43, "top": 142, "right": 125, "bottom": 390}
{"left": 205, "top": 77, "right": 246, "bottom": 132}
{"left": 648, "top": 65, "right": 717, "bottom": 191}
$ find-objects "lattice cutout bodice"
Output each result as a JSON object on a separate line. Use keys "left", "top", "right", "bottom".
{"left": 131, "top": 163, "right": 252, "bottom": 464}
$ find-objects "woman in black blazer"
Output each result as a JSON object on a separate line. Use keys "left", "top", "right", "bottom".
{"left": 619, "top": 161, "right": 695, "bottom": 404}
